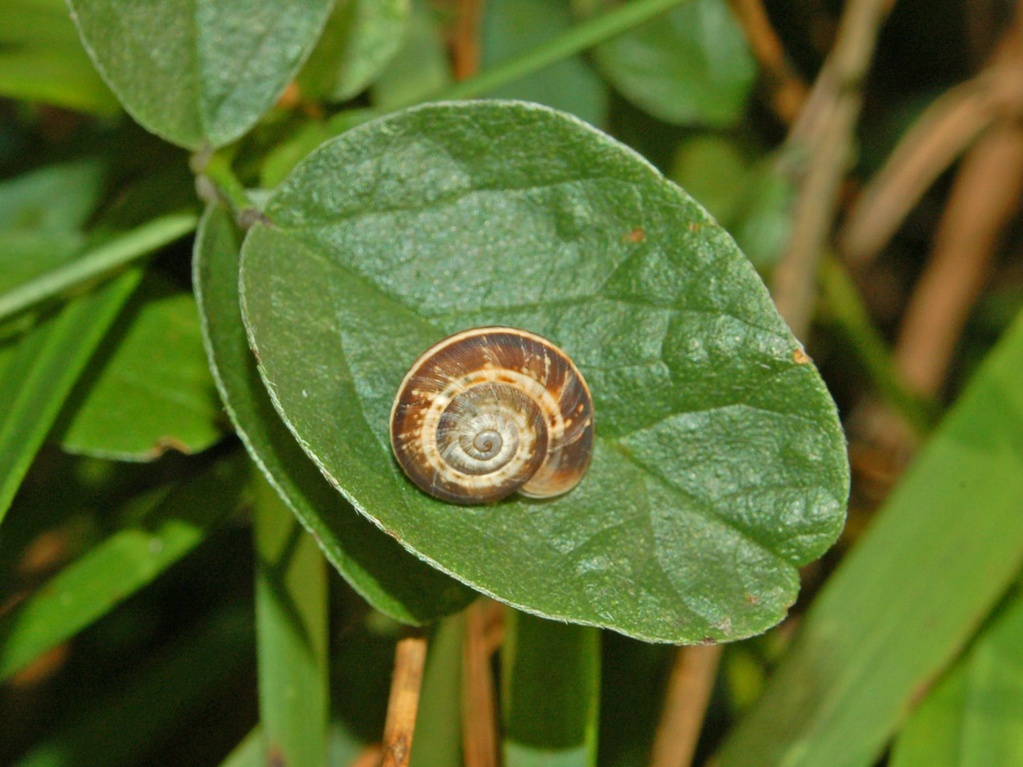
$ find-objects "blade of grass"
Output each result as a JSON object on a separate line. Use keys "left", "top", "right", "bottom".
{"left": 890, "top": 588, "right": 1023, "bottom": 767}
{"left": 254, "top": 476, "right": 329, "bottom": 767}
{"left": 219, "top": 729, "right": 264, "bottom": 767}
{"left": 715, "top": 309, "right": 1023, "bottom": 767}
{"left": 0, "top": 450, "right": 249, "bottom": 682}
{"left": 501, "top": 611, "right": 601, "bottom": 767}
{"left": 0, "top": 212, "right": 196, "bottom": 323}
{"left": 0, "top": 268, "right": 142, "bottom": 523}
{"left": 12, "top": 604, "right": 254, "bottom": 767}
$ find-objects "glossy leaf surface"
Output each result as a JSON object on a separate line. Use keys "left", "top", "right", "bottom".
{"left": 239, "top": 101, "right": 848, "bottom": 643}
{"left": 67, "top": 0, "right": 335, "bottom": 148}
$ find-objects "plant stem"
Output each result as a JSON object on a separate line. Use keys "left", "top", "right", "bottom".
{"left": 0, "top": 212, "right": 197, "bottom": 323}
{"left": 649, "top": 644, "right": 723, "bottom": 767}
{"left": 382, "top": 633, "right": 429, "bottom": 767}
{"left": 769, "top": 0, "right": 894, "bottom": 339}
{"left": 200, "top": 152, "right": 252, "bottom": 216}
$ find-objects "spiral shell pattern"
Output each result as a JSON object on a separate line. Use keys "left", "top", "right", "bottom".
{"left": 389, "top": 328, "right": 594, "bottom": 504}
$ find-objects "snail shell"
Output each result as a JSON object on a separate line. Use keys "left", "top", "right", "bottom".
{"left": 389, "top": 327, "right": 594, "bottom": 505}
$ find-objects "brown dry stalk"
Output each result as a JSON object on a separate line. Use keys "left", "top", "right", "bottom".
{"left": 841, "top": 68, "right": 1023, "bottom": 265}
{"left": 451, "top": 0, "right": 484, "bottom": 80}
{"left": 352, "top": 745, "right": 384, "bottom": 767}
{"left": 480, "top": 599, "right": 507, "bottom": 655}
{"left": 649, "top": 644, "right": 724, "bottom": 767}
{"left": 381, "top": 635, "right": 429, "bottom": 767}
{"left": 726, "top": 0, "right": 810, "bottom": 123}
{"left": 886, "top": 3, "right": 1023, "bottom": 399}
{"left": 894, "top": 120, "right": 1023, "bottom": 397}
{"left": 847, "top": 5, "right": 1023, "bottom": 470}
{"left": 462, "top": 600, "right": 500, "bottom": 767}
{"left": 770, "top": 0, "right": 895, "bottom": 339}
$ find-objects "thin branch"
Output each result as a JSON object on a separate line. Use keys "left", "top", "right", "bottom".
{"left": 894, "top": 121, "right": 1023, "bottom": 396}
{"left": 381, "top": 634, "right": 429, "bottom": 767}
{"left": 451, "top": 0, "right": 484, "bottom": 80}
{"left": 770, "top": 0, "right": 896, "bottom": 339}
{"left": 726, "top": 0, "right": 809, "bottom": 123}
{"left": 649, "top": 644, "right": 723, "bottom": 767}
{"left": 194, "top": 150, "right": 253, "bottom": 221}
{"left": 846, "top": 3, "right": 1023, "bottom": 472}
{"left": 462, "top": 600, "right": 500, "bottom": 767}
{"left": 840, "top": 68, "right": 1023, "bottom": 265}
{"left": 886, "top": 2, "right": 1023, "bottom": 399}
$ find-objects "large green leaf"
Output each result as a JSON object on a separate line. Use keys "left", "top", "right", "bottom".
{"left": 193, "top": 203, "right": 473, "bottom": 624}
{"left": 57, "top": 274, "right": 224, "bottom": 460}
{"left": 715, "top": 308, "right": 1023, "bottom": 766}
{"left": 574, "top": 0, "right": 754, "bottom": 126}
{"left": 297, "top": 0, "right": 408, "bottom": 103}
{"left": 66, "top": 0, "right": 335, "bottom": 148}
{"left": 239, "top": 101, "right": 848, "bottom": 643}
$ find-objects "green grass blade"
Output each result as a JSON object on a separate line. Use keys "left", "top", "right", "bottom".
{"left": 219, "top": 729, "right": 264, "bottom": 767}
{"left": 417, "top": 0, "right": 692, "bottom": 105}
{"left": 0, "top": 451, "right": 249, "bottom": 682}
{"left": 716, "top": 309, "right": 1023, "bottom": 767}
{"left": 502, "top": 611, "right": 601, "bottom": 767}
{"left": 0, "top": 212, "right": 196, "bottom": 323}
{"left": 12, "top": 605, "right": 254, "bottom": 767}
{"left": 0, "top": 268, "right": 142, "bottom": 523}
{"left": 254, "top": 477, "right": 329, "bottom": 767}
{"left": 890, "top": 589, "right": 1023, "bottom": 767}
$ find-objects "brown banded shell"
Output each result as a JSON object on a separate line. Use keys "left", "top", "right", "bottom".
{"left": 389, "top": 327, "right": 594, "bottom": 505}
